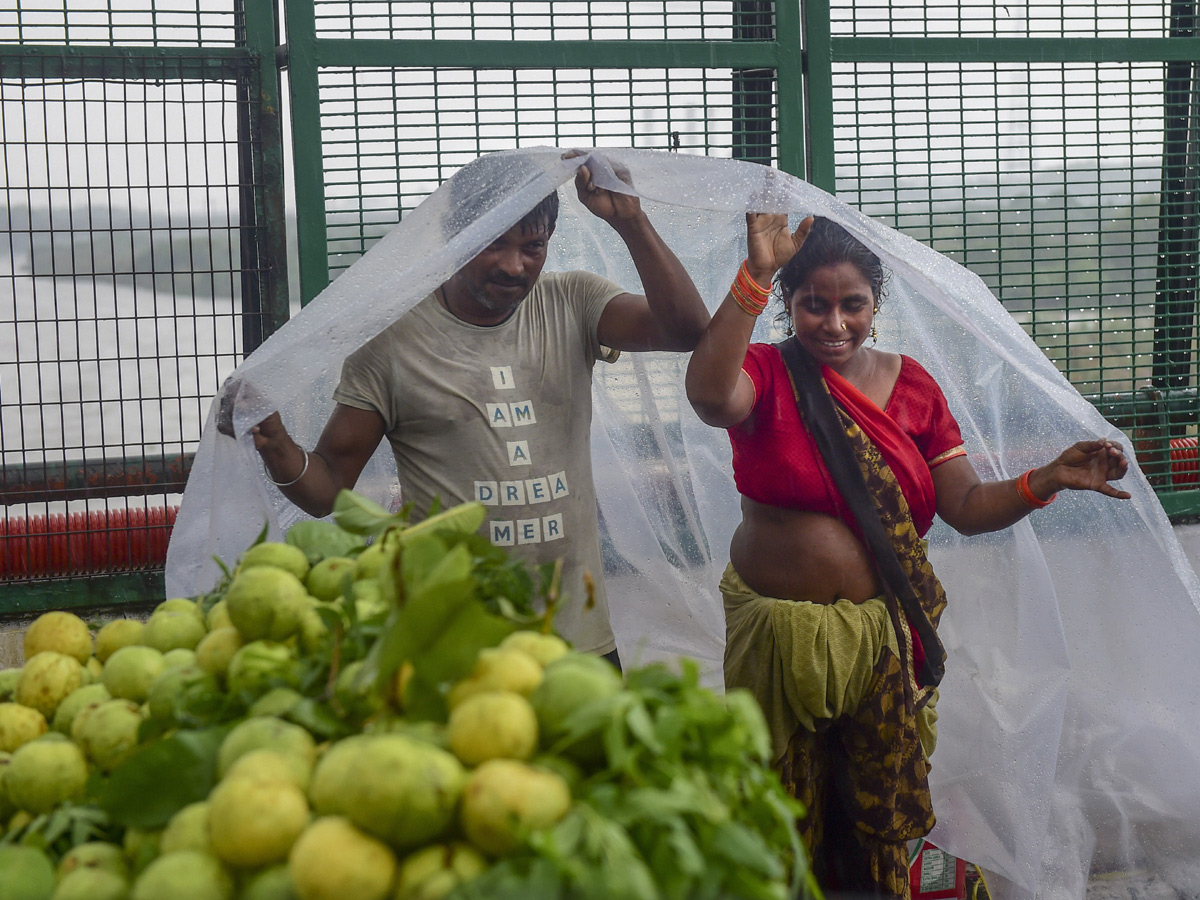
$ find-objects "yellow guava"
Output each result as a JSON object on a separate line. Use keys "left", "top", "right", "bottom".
{"left": 101, "top": 645, "right": 165, "bottom": 704}
{"left": 57, "top": 841, "right": 130, "bottom": 881}
{"left": 141, "top": 611, "right": 207, "bottom": 654}
{"left": 71, "top": 698, "right": 143, "bottom": 771}
{"left": 14, "top": 652, "right": 83, "bottom": 718}
{"left": 216, "top": 716, "right": 316, "bottom": 779}
{"left": 84, "top": 657, "right": 103, "bottom": 682}
{"left": 51, "top": 867, "right": 129, "bottom": 900}
{"left": 224, "top": 748, "right": 312, "bottom": 793}
{"left": 447, "top": 647, "right": 543, "bottom": 708}
{"left": 0, "top": 845, "right": 55, "bottom": 900}
{"left": 154, "top": 597, "right": 201, "bottom": 616}
{"left": 223, "top": 567, "right": 311, "bottom": 642}
{"left": 499, "top": 631, "right": 570, "bottom": 667}
{"left": 130, "top": 851, "right": 234, "bottom": 900}
{"left": 459, "top": 758, "right": 572, "bottom": 856}
{"left": 288, "top": 816, "right": 397, "bottom": 900}
{"left": 94, "top": 620, "right": 144, "bottom": 664}
{"left": 0, "top": 703, "right": 47, "bottom": 753}
{"left": 304, "top": 556, "right": 356, "bottom": 604}
{"left": 308, "top": 734, "right": 466, "bottom": 849}
{"left": 194, "top": 627, "right": 242, "bottom": 681}
{"left": 239, "top": 543, "right": 310, "bottom": 582}
{"left": 5, "top": 735, "right": 89, "bottom": 814}
{"left": 208, "top": 775, "right": 310, "bottom": 869}
{"left": 394, "top": 842, "right": 488, "bottom": 900}
{"left": 51, "top": 683, "right": 111, "bottom": 735}
{"left": 23, "top": 611, "right": 92, "bottom": 664}
{"left": 447, "top": 691, "right": 538, "bottom": 766}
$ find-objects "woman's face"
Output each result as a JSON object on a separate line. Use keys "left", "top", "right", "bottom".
{"left": 788, "top": 262, "right": 876, "bottom": 370}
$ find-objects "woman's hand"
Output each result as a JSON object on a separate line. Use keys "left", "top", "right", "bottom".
{"left": 745, "top": 213, "right": 813, "bottom": 284}
{"left": 1035, "top": 438, "right": 1131, "bottom": 500}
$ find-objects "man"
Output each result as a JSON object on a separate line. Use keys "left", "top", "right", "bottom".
{"left": 248, "top": 155, "right": 708, "bottom": 663}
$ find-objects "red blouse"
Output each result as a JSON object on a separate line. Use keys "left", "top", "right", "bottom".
{"left": 730, "top": 344, "right": 965, "bottom": 538}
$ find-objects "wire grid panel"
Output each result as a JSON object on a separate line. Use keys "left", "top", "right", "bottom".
{"left": 0, "top": 58, "right": 267, "bottom": 538}
{"left": 0, "top": 0, "right": 238, "bottom": 46}
{"left": 318, "top": 65, "right": 776, "bottom": 273}
{"left": 833, "top": 60, "right": 1179, "bottom": 401}
{"left": 312, "top": 0, "right": 741, "bottom": 40}
{"left": 829, "top": 0, "right": 1172, "bottom": 38}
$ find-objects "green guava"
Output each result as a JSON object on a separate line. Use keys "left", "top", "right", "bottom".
{"left": 52, "top": 683, "right": 111, "bottom": 735}
{"left": 239, "top": 863, "right": 297, "bottom": 900}
{"left": 216, "top": 716, "right": 316, "bottom": 780}
{"left": 448, "top": 648, "right": 543, "bottom": 709}
{"left": 528, "top": 652, "right": 622, "bottom": 763}
{"left": 498, "top": 631, "right": 570, "bottom": 667}
{"left": 0, "top": 844, "right": 55, "bottom": 900}
{"left": 297, "top": 602, "right": 330, "bottom": 656}
{"left": 71, "top": 698, "right": 143, "bottom": 771}
{"left": 447, "top": 691, "right": 538, "bottom": 766}
{"left": 247, "top": 688, "right": 303, "bottom": 719}
{"left": 194, "top": 627, "right": 242, "bottom": 680}
{"left": 308, "top": 734, "right": 466, "bottom": 849}
{"left": 84, "top": 657, "right": 103, "bottom": 683}
{"left": 352, "top": 542, "right": 390, "bottom": 581}
{"left": 304, "top": 556, "right": 356, "bottom": 604}
{"left": 206, "top": 601, "right": 233, "bottom": 632}
{"left": 394, "top": 842, "right": 488, "bottom": 900}
{"left": 5, "top": 736, "right": 89, "bottom": 814}
{"left": 0, "top": 703, "right": 48, "bottom": 752}
{"left": 287, "top": 816, "right": 396, "bottom": 900}
{"left": 101, "top": 646, "right": 165, "bottom": 704}
{"left": 160, "top": 801, "right": 213, "bottom": 855}
{"left": 154, "top": 597, "right": 201, "bottom": 616}
{"left": 161, "top": 649, "right": 198, "bottom": 671}
{"left": 56, "top": 841, "right": 130, "bottom": 881}
{"left": 15, "top": 652, "right": 84, "bottom": 718}
{"left": 458, "top": 758, "right": 572, "bottom": 856}
{"left": 208, "top": 775, "right": 310, "bottom": 869}
{"left": 0, "top": 669, "right": 20, "bottom": 702}
{"left": 239, "top": 543, "right": 310, "bottom": 582}
{"left": 333, "top": 660, "right": 385, "bottom": 723}
{"left": 121, "top": 829, "right": 161, "bottom": 878}
{"left": 49, "top": 868, "right": 129, "bottom": 900}
{"left": 225, "top": 641, "right": 299, "bottom": 699}
{"left": 93, "top": 620, "right": 144, "bottom": 665}
{"left": 23, "top": 611, "right": 92, "bottom": 665}
{"left": 223, "top": 567, "right": 311, "bottom": 643}
{"left": 130, "top": 851, "right": 233, "bottom": 900}
{"left": 146, "top": 664, "right": 218, "bottom": 722}
{"left": 141, "top": 610, "right": 207, "bottom": 654}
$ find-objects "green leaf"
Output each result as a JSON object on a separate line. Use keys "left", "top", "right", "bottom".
{"left": 94, "top": 725, "right": 232, "bottom": 828}
{"left": 398, "top": 501, "right": 487, "bottom": 546}
{"left": 286, "top": 519, "right": 366, "bottom": 563}
{"left": 333, "top": 489, "right": 402, "bottom": 536}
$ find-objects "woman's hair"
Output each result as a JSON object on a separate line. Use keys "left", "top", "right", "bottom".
{"left": 774, "top": 217, "right": 887, "bottom": 309}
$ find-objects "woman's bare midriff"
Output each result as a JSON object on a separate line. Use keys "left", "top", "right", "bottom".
{"left": 729, "top": 496, "right": 881, "bottom": 604}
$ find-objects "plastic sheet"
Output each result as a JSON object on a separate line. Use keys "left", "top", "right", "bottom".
{"left": 166, "top": 147, "right": 1200, "bottom": 899}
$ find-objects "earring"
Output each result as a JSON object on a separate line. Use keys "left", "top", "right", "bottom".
{"left": 786, "top": 323, "right": 794, "bottom": 336}
{"left": 870, "top": 307, "right": 879, "bottom": 347}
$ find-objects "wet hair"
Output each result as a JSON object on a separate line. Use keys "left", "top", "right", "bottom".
{"left": 774, "top": 217, "right": 887, "bottom": 318}
{"left": 442, "top": 155, "right": 559, "bottom": 238}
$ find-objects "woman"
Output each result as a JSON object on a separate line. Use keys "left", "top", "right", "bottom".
{"left": 685, "top": 214, "right": 1130, "bottom": 897}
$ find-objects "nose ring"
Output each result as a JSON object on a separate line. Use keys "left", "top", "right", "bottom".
{"left": 840, "top": 322, "right": 847, "bottom": 331}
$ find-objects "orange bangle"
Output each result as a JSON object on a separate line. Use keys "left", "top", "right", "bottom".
{"left": 729, "top": 259, "right": 770, "bottom": 315}
{"left": 1016, "top": 469, "right": 1056, "bottom": 509}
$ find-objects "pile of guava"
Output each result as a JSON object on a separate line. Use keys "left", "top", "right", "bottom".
{"left": 0, "top": 491, "right": 815, "bottom": 900}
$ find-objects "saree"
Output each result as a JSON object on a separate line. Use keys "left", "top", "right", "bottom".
{"left": 723, "top": 344, "right": 960, "bottom": 896}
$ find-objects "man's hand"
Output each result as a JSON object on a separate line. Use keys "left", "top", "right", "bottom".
{"left": 746, "top": 213, "right": 813, "bottom": 284}
{"left": 566, "top": 151, "right": 643, "bottom": 225}
{"left": 251, "top": 412, "right": 307, "bottom": 485}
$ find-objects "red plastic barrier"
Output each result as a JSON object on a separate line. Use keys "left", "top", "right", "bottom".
{"left": 1170, "top": 436, "right": 1199, "bottom": 486}
{"left": 0, "top": 506, "right": 178, "bottom": 580}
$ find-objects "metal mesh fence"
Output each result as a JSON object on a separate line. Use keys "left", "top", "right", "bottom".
{"left": 0, "top": 50, "right": 276, "bottom": 588}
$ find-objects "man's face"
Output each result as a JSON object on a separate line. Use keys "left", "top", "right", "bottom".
{"left": 447, "top": 219, "right": 553, "bottom": 321}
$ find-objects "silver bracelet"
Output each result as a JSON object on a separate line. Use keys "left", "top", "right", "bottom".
{"left": 267, "top": 448, "right": 309, "bottom": 487}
